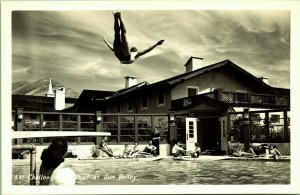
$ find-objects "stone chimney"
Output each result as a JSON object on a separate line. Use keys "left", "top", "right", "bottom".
{"left": 185, "top": 57, "right": 204, "bottom": 72}
{"left": 124, "top": 76, "right": 138, "bottom": 88}
{"left": 46, "top": 78, "right": 55, "bottom": 97}
{"left": 259, "top": 76, "right": 269, "bottom": 85}
{"left": 54, "top": 87, "right": 65, "bottom": 110}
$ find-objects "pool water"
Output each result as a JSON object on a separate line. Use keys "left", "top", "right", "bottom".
{"left": 12, "top": 159, "right": 290, "bottom": 185}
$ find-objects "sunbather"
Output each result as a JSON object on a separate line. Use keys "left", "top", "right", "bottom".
{"left": 190, "top": 143, "right": 201, "bottom": 158}
{"left": 232, "top": 144, "right": 256, "bottom": 157}
{"left": 99, "top": 136, "right": 114, "bottom": 157}
{"left": 143, "top": 140, "right": 157, "bottom": 156}
{"left": 266, "top": 145, "right": 282, "bottom": 161}
{"left": 122, "top": 144, "right": 131, "bottom": 158}
{"left": 129, "top": 142, "right": 140, "bottom": 157}
{"left": 172, "top": 141, "right": 186, "bottom": 157}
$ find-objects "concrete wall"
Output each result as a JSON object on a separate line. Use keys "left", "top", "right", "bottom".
{"left": 34, "top": 144, "right": 171, "bottom": 160}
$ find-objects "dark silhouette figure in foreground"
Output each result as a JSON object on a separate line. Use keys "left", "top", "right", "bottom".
{"left": 103, "top": 12, "right": 164, "bottom": 64}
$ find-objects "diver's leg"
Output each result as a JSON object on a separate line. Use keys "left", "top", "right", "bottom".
{"left": 118, "top": 14, "right": 130, "bottom": 55}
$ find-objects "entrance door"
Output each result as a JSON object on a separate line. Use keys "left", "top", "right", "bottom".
{"left": 185, "top": 118, "right": 198, "bottom": 151}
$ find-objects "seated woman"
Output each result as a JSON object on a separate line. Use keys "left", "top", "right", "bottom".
{"left": 172, "top": 141, "right": 186, "bottom": 157}
{"left": 99, "top": 136, "right": 114, "bottom": 157}
{"left": 129, "top": 142, "right": 140, "bottom": 157}
{"left": 121, "top": 144, "right": 131, "bottom": 158}
{"left": 266, "top": 145, "right": 282, "bottom": 161}
{"left": 190, "top": 143, "right": 201, "bottom": 158}
{"left": 143, "top": 140, "right": 157, "bottom": 156}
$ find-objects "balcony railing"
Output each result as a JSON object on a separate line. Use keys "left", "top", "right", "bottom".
{"left": 204, "top": 90, "right": 290, "bottom": 108}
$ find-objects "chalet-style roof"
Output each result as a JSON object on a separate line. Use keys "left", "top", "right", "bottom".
{"left": 78, "top": 89, "right": 116, "bottom": 100}
{"left": 107, "top": 81, "right": 149, "bottom": 100}
{"left": 107, "top": 58, "right": 287, "bottom": 100}
{"left": 12, "top": 95, "right": 77, "bottom": 112}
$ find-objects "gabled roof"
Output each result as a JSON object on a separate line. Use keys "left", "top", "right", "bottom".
{"left": 79, "top": 89, "right": 116, "bottom": 100}
{"left": 107, "top": 81, "right": 149, "bottom": 100}
{"left": 107, "top": 58, "right": 280, "bottom": 101}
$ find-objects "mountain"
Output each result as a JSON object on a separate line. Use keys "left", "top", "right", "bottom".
{"left": 12, "top": 78, "right": 80, "bottom": 98}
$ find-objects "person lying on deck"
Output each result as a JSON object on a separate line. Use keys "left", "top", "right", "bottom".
{"left": 129, "top": 142, "right": 140, "bottom": 157}
{"left": 143, "top": 140, "right": 157, "bottom": 156}
{"left": 190, "top": 143, "right": 201, "bottom": 158}
{"left": 99, "top": 136, "right": 114, "bottom": 157}
{"left": 172, "top": 141, "right": 186, "bottom": 157}
{"left": 266, "top": 145, "right": 282, "bottom": 161}
{"left": 232, "top": 144, "right": 257, "bottom": 157}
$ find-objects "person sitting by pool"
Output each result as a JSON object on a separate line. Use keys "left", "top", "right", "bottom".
{"left": 190, "top": 143, "right": 201, "bottom": 158}
{"left": 266, "top": 145, "right": 282, "bottom": 161}
{"left": 232, "top": 144, "right": 257, "bottom": 157}
{"left": 143, "top": 140, "right": 157, "bottom": 156}
{"left": 129, "top": 142, "right": 140, "bottom": 157}
{"left": 99, "top": 136, "right": 114, "bottom": 157}
{"left": 39, "top": 138, "right": 76, "bottom": 185}
{"left": 172, "top": 141, "right": 186, "bottom": 157}
{"left": 122, "top": 144, "right": 131, "bottom": 158}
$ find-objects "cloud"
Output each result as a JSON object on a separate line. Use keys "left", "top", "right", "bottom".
{"left": 12, "top": 10, "right": 290, "bottom": 92}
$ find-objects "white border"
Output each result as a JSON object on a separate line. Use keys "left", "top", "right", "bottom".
{"left": 1, "top": 1, "right": 300, "bottom": 194}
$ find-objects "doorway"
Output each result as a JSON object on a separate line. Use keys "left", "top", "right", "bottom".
{"left": 198, "top": 118, "right": 220, "bottom": 151}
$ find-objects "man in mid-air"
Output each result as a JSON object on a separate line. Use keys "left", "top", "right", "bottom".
{"left": 103, "top": 12, "right": 164, "bottom": 64}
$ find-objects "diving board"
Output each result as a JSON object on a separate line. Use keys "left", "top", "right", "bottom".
{"left": 12, "top": 131, "right": 111, "bottom": 139}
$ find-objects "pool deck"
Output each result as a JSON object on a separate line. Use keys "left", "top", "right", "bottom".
{"left": 12, "top": 155, "right": 291, "bottom": 166}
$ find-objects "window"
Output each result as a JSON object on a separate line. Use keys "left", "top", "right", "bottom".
{"left": 270, "top": 114, "right": 280, "bottom": 123}
{"left": 128, "top": 101, "right": 133, "bottom": 112}
{"left": 157, "top": 91, "right": 165, "bottom": 106}
{"left": 187, "top": 86, "right": 198, "bottom": 97}
{"left": 141, "top": 96, "right": 148, "bottom": 109}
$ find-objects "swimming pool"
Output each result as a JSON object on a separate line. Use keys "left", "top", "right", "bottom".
{"left": 12, "top": 158, "right": 290, "bottom": 185}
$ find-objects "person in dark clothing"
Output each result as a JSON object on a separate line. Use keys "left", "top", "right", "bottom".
{"left": 151, "top": 128, "right": 161, "bottom": 155}
{"left": 39, "top": 138, "right": 75, "bottom": 185}
{"left": 103, "top": 12, "right": 164, "bottom": 64}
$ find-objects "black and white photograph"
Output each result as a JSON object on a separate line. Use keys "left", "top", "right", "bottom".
{"left": 1, "top": 1, "right": 300, "bottom": 194}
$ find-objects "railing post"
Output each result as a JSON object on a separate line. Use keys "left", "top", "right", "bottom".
{"left": 59, "top": 114, "right": 63, "bottom": 131}
{"left": 96, "top": 111, "right": 102, "bottom": 145}
{"left": 283, "top": 111, "right": 289, "bottom": 142}
{"left": 30, "top": 149, "right": 37, "bottom": 185}
{"left": 134, "top": 115, "right": 138, "bottom": 143}
{"left": 117, "top": 115, "right": 121, "bottom": 144}
{"left": 77, "top": 114, "right": 81, "bottom": 144}
{"left": 16, "top": 108, "right": 24, "bottom": 145}
{"left": 243, "top": 108, "right": 250, "bottom": 152}
{"left": 40, "top": 113, "right": 44, "bottom": 145}
{"left": 265, "top": 112, "right": 270, "bottom": 143}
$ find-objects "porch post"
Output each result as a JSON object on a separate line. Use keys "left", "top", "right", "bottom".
{"left": 243, "top": 108, "right": 250, "bottom": 152}
{"left": 283, "top": 111, "right": 288, "bottom": 142}
{"left": 168, "top": 112, "right": 176, "bottom": 154}
{"left": 16, "top": 108, "right": 24, "bottom": 145}
{"left": 95, "top": 111, "right": 102, "bottom": 145}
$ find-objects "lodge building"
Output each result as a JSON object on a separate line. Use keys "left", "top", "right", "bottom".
{"left": 12, "top": 57, "right": 290, "bottom": 156}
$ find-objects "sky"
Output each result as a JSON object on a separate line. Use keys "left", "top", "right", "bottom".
{"left": 12, "top": 10, "right": 290, "bottom": 92}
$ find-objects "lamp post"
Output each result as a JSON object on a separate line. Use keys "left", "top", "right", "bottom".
{"left": 168, "top": 111, "right": 176, "bottom": 155}
{"left": 243, "top": 108, "right": 250, "bottom": 152}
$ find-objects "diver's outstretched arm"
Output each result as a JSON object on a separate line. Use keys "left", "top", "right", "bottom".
{"left": 103, "top": 36, "right": 114, "bottom": 51}
{"left": 135, "top": 40, "right": 164, "bottom": 59}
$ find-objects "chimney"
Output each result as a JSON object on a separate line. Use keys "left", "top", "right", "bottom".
{"left": 46, "top": 78, "right": 55, "bottom": 97}
{"left": 185, "top": 57, "right": 204, "bottom": 72}
{"left": 54, "top": 87, "right": 65, "bottom": 110}
{"left": 124, "top": 76, "right": 138, "bottom": 88}
{"left": 259, "top": 76, "right": 269, "bottom": 85}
